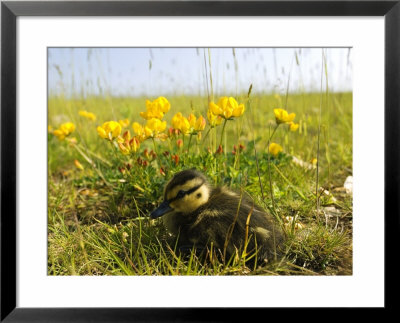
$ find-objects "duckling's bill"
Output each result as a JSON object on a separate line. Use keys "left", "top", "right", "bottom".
{"left": 150, "top": 200, "right": 173, "bottom": 219}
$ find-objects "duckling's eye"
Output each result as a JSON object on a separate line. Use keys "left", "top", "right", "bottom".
{"left": 176, "top": 190, "right": 185, "bottom": 199}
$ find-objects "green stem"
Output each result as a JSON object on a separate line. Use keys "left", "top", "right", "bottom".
{"left": 201, "top": 127, "right": 212, "bottom": 147}
{"left": 77, "top": 143, "right": 112, "bottom": 167}
{"left": 266, "top": 124, "right": 279, "bottom": 214}
{"left": 151, "top": 137, "right": 162, "bottom": 169}
{"left": 219, "top": 119, "right": 228, "bottom": 149}
{"left": 187, "top": 133, "right": 193, "bottom": 154}
{"left": 269, "top": 125, "right": 279, "bottom": 144}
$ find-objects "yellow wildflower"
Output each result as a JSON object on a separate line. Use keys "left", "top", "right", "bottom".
{"left": 97, "top": 121, "right": 121, "bottom": 140}
{"left": 132, "top": 122, "right": 144, "bottom": 135}
{"left": 172, "top": 112, "right": 190, "bottom": 134}
{"left": 194, "top": 115, "right": 206, "bottom": 131}
{"left": 118, "top": 132, "right": 140, "bottom": 155}
{"left": 209, "top": 97, "right": 245, "bottom": 119}
{"left": 269, "top": 143, "right": 283, "bottom": 156}
{"left": 78, "top": 110, "right": 96, "bottom": 121}
{"left": 53, "top": 122, "right": 75, "bottom": 141}
{"left": 117, "top": 130, "right": 131, "bottom": 144}
{"left": 59, "top": 122, "right": 75, "bottom": 134}
{"left": 171, "top": 112, "right": 182, "bottom": 129}
{"left": 144, "top": 126, "right": 153, "bottom": 138}
{"left": 53, "top": 129, "right": 66, "bottom": 140}
{"left": 185, "top": 113, "right": 206, "bottom": 132}
{"left": 153, "top": 97, "right": 171, "bottom": 113}
{"left": 140, "top": 108, "right": 163, "bottom": 120}
{"left": 311, "top": 158, "right": 318, "bottom": 166}
{"left": 289, "top": 122, "right": 299, "bottom": 131}
{"left": 140, "top": 97, "right": 170, "bottom": 120}
{"left": 118, "top": 142, "right": 130, "bottom": 155}
{"left": 274, "top": 108, "right": 295, "bottom": 124}
{"left": 207, "top": 109, "right": 223, "bottom": 127}
{"left": 187, "top": 113, "right": 197, "bottom": 128}
{"left": 209, "top": 102, "right": 223, "bottom": 116}
{"left": 232, "top": 103, "right": 245, "bottom": 117}
{"left": 130, "top": 137, "right": 140, "bottom": 152}
{"left": 132, "top": 122, "right": 151, "bottom": 142}
{"left": 146, "top": 118, "right": 167, "bottom": 137}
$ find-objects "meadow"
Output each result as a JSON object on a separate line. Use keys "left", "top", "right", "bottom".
{"left": 48, "top": 88, "right": 353, "bottom": 275}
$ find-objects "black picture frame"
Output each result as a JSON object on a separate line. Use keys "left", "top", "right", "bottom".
{"left": 1, "top": 1, "right": 399, "bottom": 321}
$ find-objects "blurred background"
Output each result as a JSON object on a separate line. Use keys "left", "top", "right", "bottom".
{"left": 48, "top": 47, "right": 352, "bottom": 98}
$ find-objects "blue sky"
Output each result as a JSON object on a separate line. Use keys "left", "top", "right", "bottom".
{"left": 48, "top": 47, "right": 352, "bottom": 97}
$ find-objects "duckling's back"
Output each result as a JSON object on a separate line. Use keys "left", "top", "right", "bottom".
{"left": 176, "top": 187, "right": 284, "bottom": 263}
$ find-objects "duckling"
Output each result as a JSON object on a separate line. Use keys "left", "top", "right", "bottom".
{"left": 150, "top": 169, "right": 284, "bottom": 263}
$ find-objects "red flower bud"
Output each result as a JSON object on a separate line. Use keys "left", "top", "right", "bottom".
{"left": 171, "top": 154, "right": 179, "bottom": 166}
{"left": 160, "top": 167, "right": 166, "bottom": 176}
{"left": 176, "top": 139, "right": 183, "bottom": 149}
{"left": 216, "top": 145, "right": 223, "bottom": 154}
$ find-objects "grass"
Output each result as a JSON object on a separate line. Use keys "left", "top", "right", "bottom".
{"left": 48, "top": 90, "right": 352, "bottom": 276}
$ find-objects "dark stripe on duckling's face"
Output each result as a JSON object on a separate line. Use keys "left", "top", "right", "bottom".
{"left": 164, "top": 169, "right": 207, "bottom": 199}
{"left": 168, "top": 182, "right": 204, "bottom": 203}
{"left": 150, "top": 182, "right": 204, "bottom": 219}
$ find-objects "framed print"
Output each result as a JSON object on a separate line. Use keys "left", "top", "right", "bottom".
{"left": 1, "top": 0, "right": 399, "bottom": 321}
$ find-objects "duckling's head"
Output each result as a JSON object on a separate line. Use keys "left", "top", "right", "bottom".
{"left": 150, "top": 169, "right": 211, "bottom": 219}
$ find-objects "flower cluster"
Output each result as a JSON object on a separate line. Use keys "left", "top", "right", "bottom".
{"left": 97, "top": 121, "right": 122, "bottom": 140}
{"left": 171, "top": 112, "right": 206, "bottom": 134}
{"left": 91, "top": 96, "right": 248, "bottom": 161}
{"left": 207, "top": 108, "right": 223, "bottom": 127}
{"left": 209, "top": 97, "right": 245, "bottom": 120}
{"left": 267, "top": 108, "right": 300, "bottom": 156}
{"left": 274, "top": 108, "right": 299, "bottom": 131}
{"left": 129, "top": 97, "right": 171, "bottom": 142}
{"left": 274, "top": 108, "right": 295, "bottom": 124}
{"left": 53, "top": 122, "right": 76, "bottom": 141}
{"left": 140, "top": 97, "right": 170, "bottom": 120}
{"left": 79, "top": 110, "right": 96, "bottom": 121}
{"left": 117, "top": 130, "right": 140, "bottom": 155}
{"left": 269, "top": 142, "right": 283, "bottom": 156}
{"left": 132, "top": 119, "right": 167, "bottom": 141}
{"left": 146, "top": 118, "right": 167, "bottom": 138}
